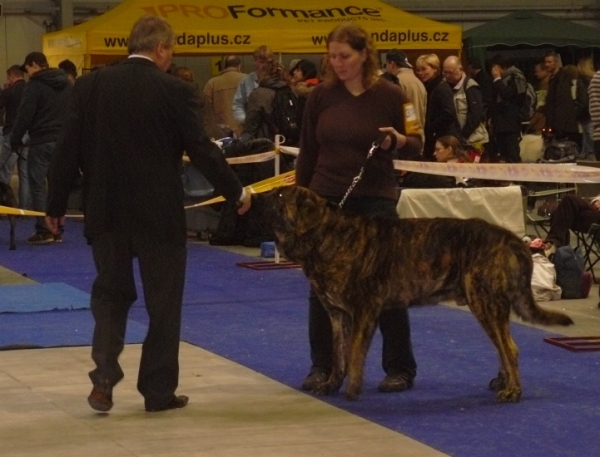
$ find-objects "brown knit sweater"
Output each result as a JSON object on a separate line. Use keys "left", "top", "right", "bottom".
{"left": 296, "top": 79, "right": 422, "bottom": 200}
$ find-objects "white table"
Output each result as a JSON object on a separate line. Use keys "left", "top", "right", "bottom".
{"left": 397, "top": 186, "right": 526, "bottom": 237}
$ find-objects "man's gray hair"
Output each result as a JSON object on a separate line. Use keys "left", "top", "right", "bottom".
{"left": 127, "top": 15, "right": 176, "bottom": 55}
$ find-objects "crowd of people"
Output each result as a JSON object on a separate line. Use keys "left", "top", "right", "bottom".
{"left": 3, "top": 14, "right": 600, "bottom": 413}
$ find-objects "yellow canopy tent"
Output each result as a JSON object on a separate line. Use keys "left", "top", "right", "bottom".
{"left": 43, "top": 0, "right": 461, "bottom": 70}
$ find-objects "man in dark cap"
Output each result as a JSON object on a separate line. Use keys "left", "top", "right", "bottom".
{"left": 385, "top": 49, "right": 426, "bottom": 144}
{"left": 10, "top": 51, "right": 72, "bottom": 243}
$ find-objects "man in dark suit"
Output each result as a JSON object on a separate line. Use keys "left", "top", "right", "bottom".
{"left": 45, "top": 15, "right": 251, "bottom": 413}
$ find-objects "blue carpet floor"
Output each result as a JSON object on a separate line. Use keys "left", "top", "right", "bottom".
{"left": 1, "top": 221, "right": 599, "bottom": 456}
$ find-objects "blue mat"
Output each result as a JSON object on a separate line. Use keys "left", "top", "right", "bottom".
{"left": 0, "top": 282, "right": 90, "bottom": 313}
{"left": 0, "top": 309, "right": 148, "bottom": 349}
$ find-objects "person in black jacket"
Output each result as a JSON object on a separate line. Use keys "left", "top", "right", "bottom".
{"left": 467, "top": 57, "right": 494, "bottom": 119}
{"left": 10, "top": 52, "right": 72, "bottom": 243}
{"left": 45, "top": 15, "right": 251, "bottom": 413}
{"left": 241, "top": 58, "right": 298, "bottom": 145}
{"left": 414, "top": 53, "right": 460, "bottom": 160}
{"left": 544, "top": 50, "right": 585, "bottom": 147}
{"left": 489, "top": 54, "right": 527, "bottom": 163}
{"left": 0, "top": 65, "right": 29, "bottom": 208}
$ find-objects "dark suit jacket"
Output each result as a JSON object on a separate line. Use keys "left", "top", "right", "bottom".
{"left": 545, "top": 68, "right": 586, "bottom": 135}
{"left": 47, "top": 57, "right": 243, "bottom": 243}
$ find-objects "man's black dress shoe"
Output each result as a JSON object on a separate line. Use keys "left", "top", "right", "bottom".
{"left": 146, "top": 395, "right": 189, "bottom": 412}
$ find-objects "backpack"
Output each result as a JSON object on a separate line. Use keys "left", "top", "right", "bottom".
{"left": 270, "top": 86, "right": 301, "bottom": 146}
{"left": 552, "top": 246, "right": 592, "bottom": 299}
{"left": 541, "top": 139, "right": 581, "bottom": 163}
{"left": 519, "top": 82, "right": 537, "bottom": 122}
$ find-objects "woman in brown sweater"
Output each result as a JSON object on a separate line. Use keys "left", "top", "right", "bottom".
{"left": 296, "top": 23, "right": 423, "bottom": 394}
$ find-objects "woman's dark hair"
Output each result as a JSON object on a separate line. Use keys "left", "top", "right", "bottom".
{"left": 436, "top": 135, "right": 472, "bottom": 162}
{"left": 291, "top": 59, "right": 318, "bottom": 80}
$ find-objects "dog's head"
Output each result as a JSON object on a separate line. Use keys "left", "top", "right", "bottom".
{"left": 259, "top": 185, "right": 329, "bottom": 256}
{"left": 0, "top": 182, "right": 17, "bottom": 208}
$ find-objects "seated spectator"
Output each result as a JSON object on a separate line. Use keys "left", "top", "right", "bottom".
{"left": 398, "top": 135, "right": 473, "bottom": 188}
{"left": 544, "top": 194, "right": 600, "bottom": 257}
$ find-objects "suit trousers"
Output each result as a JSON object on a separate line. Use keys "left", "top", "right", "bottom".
{"left": 88, "top": 230, "right": 186, "bottom": 409}
{"left": 307, "top": 196, "right": 417, "bottom": 379}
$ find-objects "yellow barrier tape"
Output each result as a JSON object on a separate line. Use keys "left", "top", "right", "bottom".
{"left": 185, "top": 170, "right": 296, "bottom": 209}
{"left": 0, "top": 206, "right": 46, "bottom": 216}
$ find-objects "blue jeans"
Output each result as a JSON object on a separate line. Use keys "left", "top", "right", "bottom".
{"left": 0, "top": 134, "right": 30, "bottom": 209}
{"left": 581, "top": 120, "right": 594, "bottom": 157}
{"left": 28, "top": 141, "right": 55, "bottom": 234}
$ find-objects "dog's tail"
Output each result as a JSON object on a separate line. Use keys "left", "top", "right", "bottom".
{"left": 512, "top": 294, "right": 574, "bottom": 327}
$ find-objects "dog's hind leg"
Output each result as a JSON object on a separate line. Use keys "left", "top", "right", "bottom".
{"left": 314, "top": 305, "right": 352, "bottom": 396}
{"left": 345, "top": 315, "right": 378, "bottom": 400}
{"left": 9, "top": 215, "right": 16, "bottom": 250}
{"left": 472, "top": 304, "right": 521, "bottom": 403}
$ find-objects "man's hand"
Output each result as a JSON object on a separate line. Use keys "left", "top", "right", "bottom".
{"left": 237, "top": 190, "right": 252, "bottom": 215}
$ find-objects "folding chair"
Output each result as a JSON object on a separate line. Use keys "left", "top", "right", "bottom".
{"left": 524, "top": 185, "right": 576, "bottom": 238}
{"left": 573, "top": 174, "right": 600, "bottom": 281}
{"left": 573, "top": 223, "right": 600, "bottom": 282}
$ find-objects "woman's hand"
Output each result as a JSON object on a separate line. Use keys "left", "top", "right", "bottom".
{"left": 378, "top": 127, "right": 406, "bottom": 151}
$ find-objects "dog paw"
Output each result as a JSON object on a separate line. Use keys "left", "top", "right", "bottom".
{"left": 344, "top": 383, "right": 363, "bottom": 400}
{"left": 495, "top": 388, "right": 521, "bottom": 403}
{"left": 312, "top": 381, "right": 341, "bottom": 396}
{"left": 344, "top": 389, "right": 361, "bottom": 401}
{"left": 488, "top": 376, "right": 506, "bottom": 392}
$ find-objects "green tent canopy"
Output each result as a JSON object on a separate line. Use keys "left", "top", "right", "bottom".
{"left": 463, "top": 10, "right": 600, "bottom": 59}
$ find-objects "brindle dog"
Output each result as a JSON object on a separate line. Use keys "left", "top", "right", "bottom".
{"left": 0, "top": 182, "right": 18, "bottom": 250}
{"left": 262, "top": 185, "right": 574, "bottom": 403}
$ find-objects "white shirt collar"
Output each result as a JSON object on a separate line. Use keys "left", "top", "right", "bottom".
{"left": 128, "top": 54, "right": 154, "bottom": 62}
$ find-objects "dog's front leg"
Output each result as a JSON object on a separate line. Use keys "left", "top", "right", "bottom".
{"left": 345, "top": 314, "right": 378, "bottom": 400}
{"left": 9, "top": 216, "right": 16, "bottom": 250}
{"left": 314, "top": 306, "right": 352, "bottom": 396}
